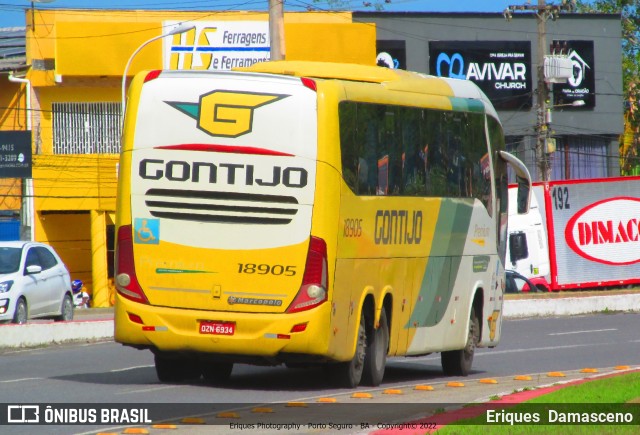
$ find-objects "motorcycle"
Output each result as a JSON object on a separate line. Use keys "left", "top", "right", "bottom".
{"left": 72, "top": 280, "right": 91, "bottom": 309}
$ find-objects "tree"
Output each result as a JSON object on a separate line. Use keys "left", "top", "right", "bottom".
{"left": 576, "top": 1, "right": 640, "bottom": 173}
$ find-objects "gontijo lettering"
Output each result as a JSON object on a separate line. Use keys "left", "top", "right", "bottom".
{"left": 139, "top": 159, "right": 308, "bottom": 188}
{"left": 374, "top": 210, "right": 422, "bottom": 245}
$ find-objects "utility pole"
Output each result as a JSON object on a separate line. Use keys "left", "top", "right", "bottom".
{"left": 505, "top": 0, "right": 576, "bottom": 182}
{"left": 269, "top": 0, "right": 285, "bottom": 60}
{"left": 536, "top": 0, "right": 550, "bottom": 182}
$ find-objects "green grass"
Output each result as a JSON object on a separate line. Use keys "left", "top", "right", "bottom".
{"left": 434, "top": 372, "right": 640, "bottom": 434}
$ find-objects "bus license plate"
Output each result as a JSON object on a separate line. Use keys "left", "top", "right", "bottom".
{"left": 199, "top": 321, "right": 235, "bottom": 336}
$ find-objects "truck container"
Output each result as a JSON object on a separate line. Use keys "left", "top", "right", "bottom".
{"left": 509, "top": 176, "right": 640, "bottom": 290}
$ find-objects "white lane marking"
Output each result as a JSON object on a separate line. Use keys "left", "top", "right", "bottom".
{"left": 475, "top": 343, "right": 610, "bottom": 356}
{"left": 0, "top": 377, "right": 43, "bottom": 383}
{"left": 110, "top": 364, "right": 154, "bottom": 372}
{"left": 116, "top": 385, "right": 178, "bottom": 395}
{"left": 1, "top": 340, "right": 114, "bottom": 355}
{"left": 548, "top": 328, "right": 617, "bottom": 336}
{"left": 394, "top": 342, "right": 611, "bottom": 364}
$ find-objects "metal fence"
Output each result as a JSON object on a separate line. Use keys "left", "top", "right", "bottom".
{"left": 52, "top": 102, "right": 121, "bottom": 154}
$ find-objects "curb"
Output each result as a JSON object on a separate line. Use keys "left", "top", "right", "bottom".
{"left": 0, "top": 320, "right": 113, "bottom": 348}
{"left": 503, "top": 293, "right": 640, "bottom": 318}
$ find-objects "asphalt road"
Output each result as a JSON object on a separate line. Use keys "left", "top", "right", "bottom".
{"left": 0, "top": 312, "right": 638, "bottom": 434}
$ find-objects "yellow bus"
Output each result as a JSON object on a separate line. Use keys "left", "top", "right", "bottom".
{"left": 115, "top": 61, "right": 531, "bottom": 388}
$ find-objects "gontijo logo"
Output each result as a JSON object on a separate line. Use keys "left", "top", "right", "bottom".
{"left": 167, "top": 91, "right": 288, "bottom": 138}
{"left": 565, "top": 197, "right": 640, "bottom": 265}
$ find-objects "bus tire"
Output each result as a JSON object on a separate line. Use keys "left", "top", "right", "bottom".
{"left": 155, "top": 354, "right": 183, "bottom": 382}
{"left": 327, "top": 313, "right": 366, "bottom": 388}
{"left": 201, "top": 362, "right": 233, "bottom": 384}
{"left": 154, "top": 355, "right": 200, "bottom": 382}
{"left": 362, "top": 309, "right": 388, "bottom": 386}
{"left": 441, "top": 308, "right": 479, "bottom": 376}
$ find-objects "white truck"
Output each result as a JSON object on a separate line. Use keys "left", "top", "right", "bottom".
{"left": 508, "top": 176, "right": 640, "bottom": 291}
{"left": 506, "top": 184, "right": 551, "bottom": 291}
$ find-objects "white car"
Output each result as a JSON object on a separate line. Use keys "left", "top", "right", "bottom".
{"left": 0, "top": 241, "right": 74, "bottom": 324}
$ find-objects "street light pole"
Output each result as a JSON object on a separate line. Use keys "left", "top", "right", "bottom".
{"left": 121, "top": 24, "right": 195, "bottom": 121}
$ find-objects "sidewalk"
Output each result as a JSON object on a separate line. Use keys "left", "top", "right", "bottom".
{"left": 503, "top": 289, "right": 640, "bottom": 318}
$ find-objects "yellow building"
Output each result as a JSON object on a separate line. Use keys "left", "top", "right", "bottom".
{"left": 0, "top": 9, "right": 376, "bottom": 306}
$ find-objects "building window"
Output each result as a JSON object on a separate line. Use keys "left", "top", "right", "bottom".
{"left": 550, "top": 136, "right": 608, "bottom": 180}
{"left": 52, "top": 102, "right": 121, "bottom": 154}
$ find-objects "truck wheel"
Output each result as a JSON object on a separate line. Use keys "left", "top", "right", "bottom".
{"left": 327, "top": 313, "right": 366, "bottom": 388}
{"left": 441, "top": 308, "right": 479, "bottom": 376}
{"left": 362, "top": 309, "right": 388, "bottom": 386}
{"left": 536, "top": 284, "right": 549, "bottom": 292}
{"left": 201, "top": 362, "right": 233, "bottom": 384}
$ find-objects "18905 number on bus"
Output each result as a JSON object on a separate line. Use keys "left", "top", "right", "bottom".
{"left": 237, "top": 263, "right": 297, "bottom": 276}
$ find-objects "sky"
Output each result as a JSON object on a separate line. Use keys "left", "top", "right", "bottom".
{"left": 0, "top": 0, "right": 548, "bottom": 29}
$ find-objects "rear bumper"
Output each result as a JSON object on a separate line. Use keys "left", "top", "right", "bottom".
{"left": 114, "top": 294, "right": 333, "bottom": 363}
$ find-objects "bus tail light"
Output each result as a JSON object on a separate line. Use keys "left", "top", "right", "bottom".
{"left": 144, "top": 70, "right": 162, "bottom": 83}
{"left": 115, "top": 225, "right": 149, "bottom": 304}
{"left": 286, "top": 237, "right": 328, "bottom": 313}
{"left": 301, "top": 77, "right": 317, "bottom": 92}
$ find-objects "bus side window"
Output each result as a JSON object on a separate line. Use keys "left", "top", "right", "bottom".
{"left": 400, "top": 108, "right": 426, "bottom": 196}
{"left": 426, "top": 120, "right": 448, "bottom": 197}
{"left": 383, "top": 108, "right": 397, "bottom": 195}
{"left": 339, "top": 102, "right": 359, "bottom": 193}
{"left": 340, "top": 101, "right": 496, "bottom": 208}
{"left": 365, "top": 105, "right": 384, "bottom": 195}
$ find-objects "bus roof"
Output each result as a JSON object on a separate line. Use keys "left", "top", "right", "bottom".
{"left": 236, "top": 60, "right": 498, "bottom": 120}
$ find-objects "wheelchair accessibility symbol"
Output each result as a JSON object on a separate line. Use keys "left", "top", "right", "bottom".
{"left": 134, "top": 218, "right": 160, "bottom": 244}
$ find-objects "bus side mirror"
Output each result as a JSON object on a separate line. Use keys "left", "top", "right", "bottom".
{"left": 509, "top": 232, "right": 529, "bottom": 264}
{"left": 499, "top": 151, "right": 531, "bottom": 214}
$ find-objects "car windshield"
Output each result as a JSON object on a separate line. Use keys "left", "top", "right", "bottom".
{"left": 0, "top": 247, "right": 22, "bottom": 274}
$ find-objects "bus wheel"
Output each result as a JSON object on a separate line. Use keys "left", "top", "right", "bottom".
{"left": 201, "top": 362, "right": 233, "bottom": 384}
{"left": 441, "top": 308, "right": 479, "bottom": 376}
{"left": 362, "top": 309, "right": 388, "bottom": 386}
{"left": 327, "top": 313, "right": 366, "bottom": 388}
{"left": 154, "top": 355, "right": 199, "bottom": 382}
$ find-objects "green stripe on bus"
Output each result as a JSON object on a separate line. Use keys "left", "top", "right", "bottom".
{"left": 449, "top": 97, "right": 485, "bottom": 113}
{"left": 405, "top": 199, "right": 473, "bottom": 328}
{"left": 156, "top": 268, "right": 217, "bottom": 274}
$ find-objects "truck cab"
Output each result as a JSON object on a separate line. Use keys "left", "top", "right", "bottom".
{"left": 506, "top": 186, "right": 551, "bottom": 292}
